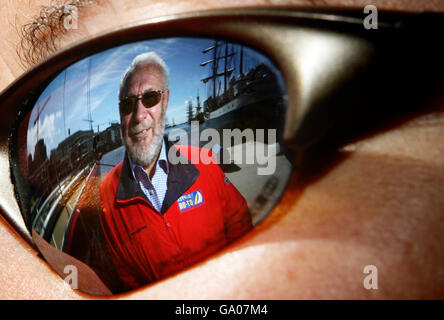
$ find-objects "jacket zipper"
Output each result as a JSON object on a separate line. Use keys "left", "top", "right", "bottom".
{"left": 162, "top": 214, "right": 171, "bottom": 228}
{"left": 162, "top": 214, "right": 186, "bottom": 264}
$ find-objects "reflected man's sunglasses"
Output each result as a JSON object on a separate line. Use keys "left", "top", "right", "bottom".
{"left": 119, "top": 90, "right": 167, "bottom": 115}
{"left": 0, "top": 8, "right": 442, "bottom": 295}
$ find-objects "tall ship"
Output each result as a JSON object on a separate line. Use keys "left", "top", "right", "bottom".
{"left": 198, "top": 40, "right": 285, "bottom": 137}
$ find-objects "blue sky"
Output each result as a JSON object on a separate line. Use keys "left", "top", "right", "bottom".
{"left": 27, "top": 37, "right": 272, "bottom": 158}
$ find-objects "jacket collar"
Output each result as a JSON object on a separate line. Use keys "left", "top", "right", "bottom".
{"left": 127, "top": 139, "right": 169, "bottom": 181}
{"left": 116, "top": 138, "right": 200, "bottom": 213}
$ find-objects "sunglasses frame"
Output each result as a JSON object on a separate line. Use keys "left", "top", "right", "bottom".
{"left": 0, "top": 7, "right": 442, "bottom": 250}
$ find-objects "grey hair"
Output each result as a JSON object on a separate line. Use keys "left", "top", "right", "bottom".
{"left": 118, "top": 51, "right": 169, "bottom": 100}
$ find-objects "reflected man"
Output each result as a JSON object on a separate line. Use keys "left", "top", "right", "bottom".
{"left": 98, "top": 52, "right": 252, "bottom": 291}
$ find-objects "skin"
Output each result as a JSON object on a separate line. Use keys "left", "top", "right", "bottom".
{"left": 0, "top": 0, "right": 443, "bottom": 299}
{"left": 121, "top": 65, "right": 169, "bottom": 176}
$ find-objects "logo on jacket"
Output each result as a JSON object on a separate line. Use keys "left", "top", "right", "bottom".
{"left": 177, "top": 190, "right": 204, "bottom": 212}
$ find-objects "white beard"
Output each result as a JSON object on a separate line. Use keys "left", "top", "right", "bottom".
{"left": 123, "top": 113, "right": 166, "bottom": 168}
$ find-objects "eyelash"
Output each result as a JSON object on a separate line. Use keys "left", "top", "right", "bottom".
{"left": 17, "top": 0, "right": 97, "bottom": 67}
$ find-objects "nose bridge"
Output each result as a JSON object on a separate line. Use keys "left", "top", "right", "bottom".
{"left": 133, "top": 97, "right": 151, "bottom": 122}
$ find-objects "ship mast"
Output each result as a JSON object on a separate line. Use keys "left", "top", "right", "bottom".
{"left": 201, "top": 40, "right": 234, "bottom": 100}
{"left": 84, "top": 57, "right": 94, "bottom": 132}
{"left": 239, "top": 45, "right": 244, "bottom": 76}
{"left": 196, "top": 88, "right": 201, "bottom": 113}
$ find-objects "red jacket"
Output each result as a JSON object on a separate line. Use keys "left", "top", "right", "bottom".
{"left": 99, "top": 144, "right": 252, "bottom": 290}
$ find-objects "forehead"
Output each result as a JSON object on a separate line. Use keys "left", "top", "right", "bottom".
{"left": 126, "top": 65, "right": 164, "bottom": 91}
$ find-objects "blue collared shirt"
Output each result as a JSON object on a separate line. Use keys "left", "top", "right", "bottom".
{"left": 128, "top": 140, "right": 169, "bottom": 212}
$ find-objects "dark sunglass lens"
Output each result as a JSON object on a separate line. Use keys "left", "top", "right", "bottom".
{"left": 13, "top": 37, "right": 288, "bottom": 296}
{"left": 141, "top": 91, "right": 161, "bottom": 108}
{"left": 119, "top": 97, "right": 135, "bottom": 114}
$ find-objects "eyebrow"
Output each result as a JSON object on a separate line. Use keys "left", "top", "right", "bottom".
{"left": 17, "top": 0, "right": 99, "bottom": 68}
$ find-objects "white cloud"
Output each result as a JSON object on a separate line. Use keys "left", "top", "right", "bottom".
{"left": 27, "top": 111, "right": 63, "bottom": 158}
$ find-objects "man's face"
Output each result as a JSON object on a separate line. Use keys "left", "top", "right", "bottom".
{"left": 120, "top": 65, "right": 169, "bottom": 168}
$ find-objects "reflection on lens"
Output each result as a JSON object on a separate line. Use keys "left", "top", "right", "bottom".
{"left": 14, "top": 37, "right": 290, "bottom": 295}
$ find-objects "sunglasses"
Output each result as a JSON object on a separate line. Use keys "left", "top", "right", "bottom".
{"left": 0, "top": 8, "right": 442, "bottom": 296}
{"left": 119, "top": 90, "right": 166, "bottom": 115}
